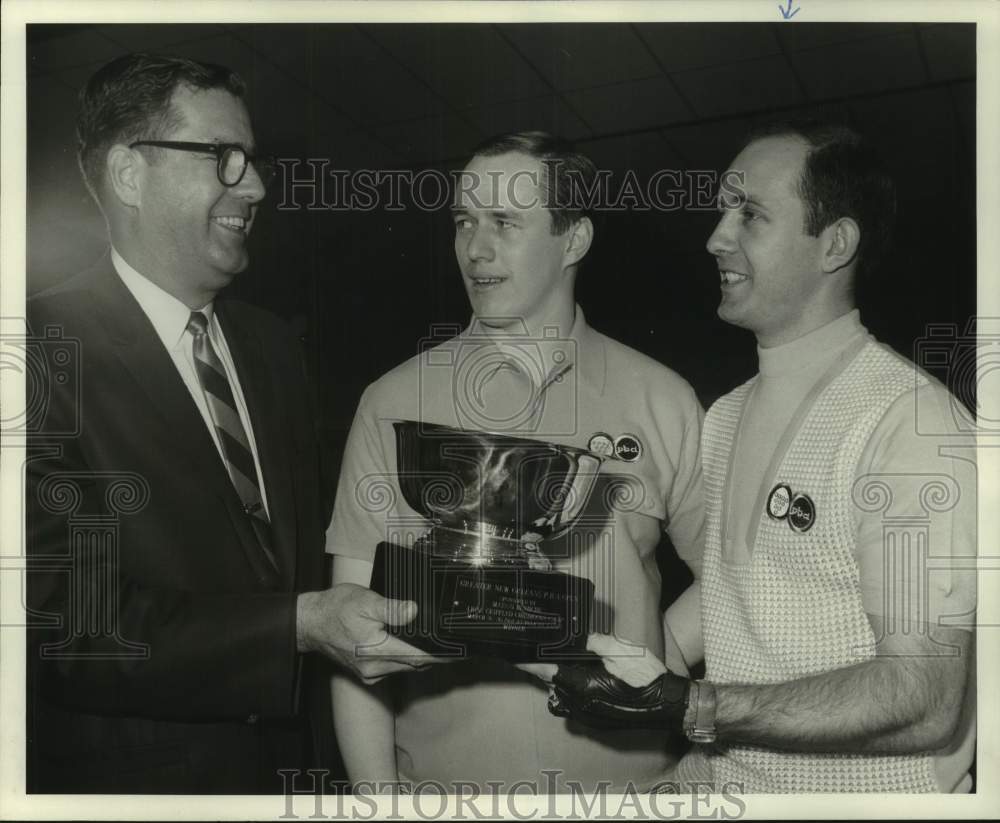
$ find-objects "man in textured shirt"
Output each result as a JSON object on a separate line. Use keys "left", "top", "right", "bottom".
{"left": 545, "top": 122, "right": 976, "bottom": 793}
{"left": 326, "top": 131, "right": 705, "bottom": 793}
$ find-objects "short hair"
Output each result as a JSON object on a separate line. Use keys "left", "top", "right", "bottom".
{"left": 743, "top": 120, "right": 896, "bottom": 279}
{"left": 77, "top": 53, "right": 246, "bottom": 202}
{"left": 467, "top": 131, "right": 597, "bottom": 235}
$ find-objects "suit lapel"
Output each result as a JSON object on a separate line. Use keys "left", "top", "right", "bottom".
{"left": 216, "top": 300, "right": 298, "bottom": 586}
{"left": 88, "top": 260, "right": 283, "bottom": 585}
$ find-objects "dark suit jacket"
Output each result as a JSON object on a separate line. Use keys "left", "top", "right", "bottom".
{"left": 26, "top": 255, "right": 339, "bottom": 793}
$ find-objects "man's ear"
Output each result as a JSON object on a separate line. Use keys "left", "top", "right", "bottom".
{"left": 106, "top": 144, "right": 143, "bottom": 208}
{"left": 821, "top": 216, "right": 860, "bottom": 274}
{"left": 563, "top": 216, "right": 593, "bottom": 270}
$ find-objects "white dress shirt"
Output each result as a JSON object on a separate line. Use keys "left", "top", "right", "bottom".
{"left": 112, "top": 248, "right": 270, "bottom": 516}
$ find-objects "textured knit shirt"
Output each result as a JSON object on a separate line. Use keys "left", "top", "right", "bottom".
{"left": 679, "top": 311, "right": 976, "bottom": 792}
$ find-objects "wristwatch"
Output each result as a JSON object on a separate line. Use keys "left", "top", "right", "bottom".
{"left": 683, "top": 679, "right": 717, "bottom": 744}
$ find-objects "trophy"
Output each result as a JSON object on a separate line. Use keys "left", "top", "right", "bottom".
{"left": 371, "top": 421, "right": 604, "bottom": 661}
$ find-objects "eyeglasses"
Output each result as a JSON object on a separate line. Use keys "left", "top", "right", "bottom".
{"left": 128, "top": 141, "right": 277, "bottom": 188}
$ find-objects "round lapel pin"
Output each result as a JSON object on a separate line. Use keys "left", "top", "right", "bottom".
{"left": 613, "top": 434, "right": 643, "bottom": 463}
{"left": 766, "top": 483, "right": 792, "bottom": 519}
{"left": 788, "top": 493, "right": 816, "bottom": 533}
{"left": 587, "top": 432, "right": 615, "bottom": 458}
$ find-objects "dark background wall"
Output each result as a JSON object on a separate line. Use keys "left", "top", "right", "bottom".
{"left": 26, "top": 22, "right": 977, "bottom": 487}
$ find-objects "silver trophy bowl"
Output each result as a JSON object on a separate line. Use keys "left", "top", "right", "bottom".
{"left": 393, "top": 420, "right": 604, "bottom": 564}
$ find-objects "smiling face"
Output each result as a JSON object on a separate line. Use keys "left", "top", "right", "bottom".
{"left": 130, "top": 85, "right": 264, "bottom": 307}
{"left": 452, "top": 152, "right": 580, "bottom": 336}
{"left": 706, "top": 135, "right": 832, "bottom": 347}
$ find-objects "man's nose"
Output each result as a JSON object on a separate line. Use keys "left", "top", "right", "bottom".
{"left": 706, "top": 211, "right": 736, "bottom": 257}
{"left": 465, "top": 225, "right": 495, "bottom": 262}
{"left": 233, "top": 161, "right": 266, "bottom": 204}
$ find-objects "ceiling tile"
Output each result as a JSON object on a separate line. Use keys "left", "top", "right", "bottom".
{"left": 465, "top": 95, "right": 592, "bottom": 141}
{"left": 847, "top": 87, "right": 959, "bottom": 180}
{"left": 364, "top": 24, "right": 550, "bottom": 109}
{"left": 91, "top": 23, "right": 228, "bottom": 53}
{"left": 951, "top": 81, "right": 974, "bottom": 149}
{"left": 163, "top": 33, "right": 261, "bottom": 82}
{"left": 500, "top": 23, "right": 662, "bottom": 91}
{"left": 672, "top": 54, "right": 804, "bottom": 118}
{"left": 225, "top": 24, "right": 313, "bottom": 81}
{"left": 302, "top": 27, "right": 451, "bottom": 125}
{"left": 776, "top": 22, "right": 911, "bottom": 52}
{"left": 581, "top": 131, "right": 684, "bottom": 183}
{"left": 297, "top": 129, "right": 404, "bottom": 174}
{"left": 919, "top": 23, "right": 976, "bottom": 81}
{"left": 565, "top": 75, "right": 691, "bottom": 135}
{"left": 372, "top": 113, "right": 484, "bottom": 165}
{"left": 662, "top": 117, "right": 756, "bottom": 174}
{"left": 28, "top": 26, "right": 125, "bottom": 74}
{"left": 788, "top": 32, "right": 925, "bottom": 100}
{"left": 637, "top": 23, "right": 780, "bottom": 73}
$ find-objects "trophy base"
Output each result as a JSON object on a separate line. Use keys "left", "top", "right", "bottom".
{"left": 371, "top": 541, "right": 594, "bottom": 662}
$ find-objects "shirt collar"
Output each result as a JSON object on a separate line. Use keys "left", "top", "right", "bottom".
{"left": 111, "top": 247, "right": 214, "bottom": 350}
{"left": 757, "top": 309, "right": 866, "bottom": 378}
{"left": 459, "top": 304, "right": 601, "bottom": 393}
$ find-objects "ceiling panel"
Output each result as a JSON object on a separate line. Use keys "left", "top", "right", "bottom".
{"left": 951, "top": 81, "right": 975, "bottom": 151}
{"left": 638, "top": 23, "right": 781, "bottom": 73}
{"left": 848, "top": 87, "right": 958, "bottom": 180}
{"left": 466, "top": 95, "right": 592, "bottom": 141}
{"left": 919, "top": 24, "right": 976, "bottom": 81}
{"left": 672, "top": 54, "right": 803, "bottom": 118}
{"left": 163, "top": 33, "right": 262, "bottom": 84}
{"left": 500, "top": 23, "right": 661, "bottom": 91}
{"left": 776, "top": 22, "right": 911, "bottom": 52}
{"left": 662, "top": 117, "right": 756, "bottom": 173}
{"left": 581, "top": 130, "right": 684, "bottom": 183}
{"left": 565, "top": 75, "right": 691, "bottom": 135}
{"left": 372, "top": 113, "right": 484, "bottom": 165}
{"left": 303, "top": 27, "right": 452, "bottom": 126}
{"left": 364, "top": 24, "right": 550, "bottom": 109}
{"left": 92, "top": 23, "right": 228, "bottom": 53}
{"left": 308, "top": 128, "right": 404, "bottom": 172}
{"left": 28, "top": 27, "right": 124, "bottom": 74}
{"left": 226, "top": 24, "right": 312, "bottom": 82}
{"left": 789, "top": 31, "right": 926, "bottom": 100}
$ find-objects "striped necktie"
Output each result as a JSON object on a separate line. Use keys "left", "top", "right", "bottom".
{"left": 187, "top": 311, "right": 279, "bottom": 574}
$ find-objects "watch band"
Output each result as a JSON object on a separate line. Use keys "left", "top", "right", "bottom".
{"left": 684, "top": 679, "right": 717, "bottom": 744}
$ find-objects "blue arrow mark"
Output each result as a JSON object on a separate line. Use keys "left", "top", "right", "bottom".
{"left": 779, "top": 0, "right": 801, "bottom": 19}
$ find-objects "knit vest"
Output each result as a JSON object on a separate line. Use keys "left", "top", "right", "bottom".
{"left": 700, "top": 337, "right": 938, "bottom": 792}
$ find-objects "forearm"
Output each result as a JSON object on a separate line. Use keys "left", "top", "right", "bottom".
{"left": 663, "top": 581, "right": 702, "bottom": 673}
{"left": 714, "top": 632, "right": 971, "bottom": 754}
{"left": 331, "top": 673, "right": 398, "bottom": 784}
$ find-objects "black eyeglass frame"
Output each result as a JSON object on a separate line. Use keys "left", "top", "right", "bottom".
{"left": 128, "top": 140, "right": 276, "bottom": 187}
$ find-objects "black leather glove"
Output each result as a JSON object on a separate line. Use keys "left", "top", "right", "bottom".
{"left": 547, "top": 655, "right": 691, "bottom": 732}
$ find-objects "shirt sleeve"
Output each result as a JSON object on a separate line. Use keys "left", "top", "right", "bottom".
{"left": 325, "top": 387, "right": 395, "bottom": 562}
{"left": 664, "top": 384, "right": 707, "bottom": 581}
{"left": 853, "top": 381, "right": 977, "bottom": 630}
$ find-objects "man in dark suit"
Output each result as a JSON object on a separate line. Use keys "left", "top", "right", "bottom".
{"left": 26, "top": 53, "right": 437, "bottom": 794}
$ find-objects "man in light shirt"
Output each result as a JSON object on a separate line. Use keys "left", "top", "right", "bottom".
{"left": 26, "top": 53, "right": 434, "bottom": 794}
{"left": 544, "top": 121, "right": 977, "bottom": 793}
{"left": 326, "top": 132, "right": 705, "bottom": 793}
